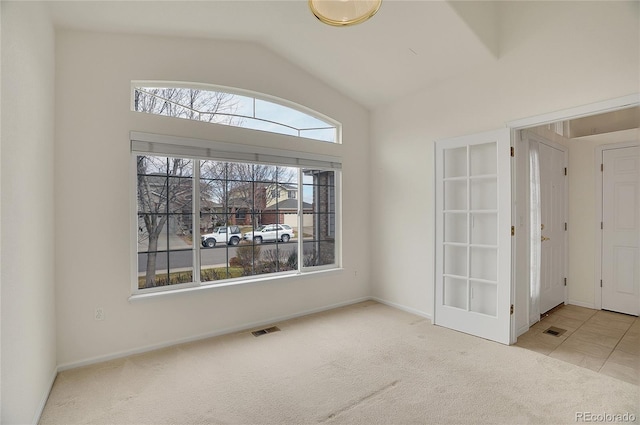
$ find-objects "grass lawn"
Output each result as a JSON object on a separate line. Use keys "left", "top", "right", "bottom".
{"left": 138, "top": 266, "right": 244, "bottom": 289}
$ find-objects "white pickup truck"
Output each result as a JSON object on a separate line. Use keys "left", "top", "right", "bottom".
{"left": 201, "top": 226, "right": 242, "bottom": 248}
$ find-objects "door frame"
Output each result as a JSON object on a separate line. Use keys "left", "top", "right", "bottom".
{"left": 432, "top": 95, "right": 638, "bottom": 345}
{"left": 594, "top": 141, "right": 640, "bottom": 311}
{"left": 506, "top": 94, "right": 638, "bottom": 340}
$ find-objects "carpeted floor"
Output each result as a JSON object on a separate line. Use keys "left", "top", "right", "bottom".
{"left": 39, "top": 301, "right": 639, "bottom": 424}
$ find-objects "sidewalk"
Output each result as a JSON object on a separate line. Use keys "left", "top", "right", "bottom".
{"left": 137, "top": 230, "right": 192, "bottom": 252}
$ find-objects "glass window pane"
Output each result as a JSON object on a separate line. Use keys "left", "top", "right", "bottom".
{"left": 300, "top": 128, "right": 336, "bottom": 143}
{"left": 302, "top": 170, "right": 336, "bottom": 267}
{"left": 444, "top": 277, "right": 467, "bottom": 310}
{"left": 137, "top": 155, "right": 168, "bottom": 175}
{"left": 470, "top": 281, "right": 497, "bottom": 316}
{"left": 137, "top": 251, "right": 168, "bottom": 290}
{"left": 471, "top": 213, "right": 497, "bottom": 245}
{"left": 470, "top": 142, "right": 496, "bottom": 176}
{"left": 302, "top": 241, "right": 335, "bottom": 267}
{"left": 200, "top": 160, "right": 227, "bottom": 181}
{"left": 138, "top": 214, "right": 169, "bottom": 253}
{"left": 168, "top": 252, "right": 193, "bottom": 285}
{"left": 137, "top": 173, "right": 168, "bottom": 213}
{"left": 470, "top": 179, "right": 497, "bottom": 210}
{"left": 444, "top": 213, "right": 467, "bottom": 243}
{"left": 134, "top": 85, "right": 339, "bottom": 143}
{"left": 444, "top": 147, "right": 467, "bottom": 178}
{"left": 167, "top": 215, "right": 193, "bottom": 250}
{"left": 168, "top": 177, "right": 192, "bottom": 213}
{"left": 444, "top": 245, "right": 467, "bottom": 277}
{"left": 470, "top": 247, "right": 497, "bottom": 281}
{"left": 259, "top": 244, "right": 297, "bottom": 273}
{"left": 444, "top": 181, "right": 466, "bottom": 210}
{"left": 137, "top": 156, "right": 339, "bottom": 291}
{"left": 233, "top": 242, "right": 262, "bottom": 276}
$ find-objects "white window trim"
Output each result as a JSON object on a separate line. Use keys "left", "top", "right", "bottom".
{"left": 131, "top": 132, "right": 342, "bottom": 297}
{"left": 131, "top": 132, "right": 342, "bottom": 170}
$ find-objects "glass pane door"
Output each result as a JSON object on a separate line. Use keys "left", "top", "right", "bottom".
{"left": 435, "top": 129, "right": 512, "bottom": 344}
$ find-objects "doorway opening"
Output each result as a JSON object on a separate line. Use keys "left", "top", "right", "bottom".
{"left": 433, "top": 95, "right": 638, "bottom": 347}
{"left": 512, "top": 104, "right": 639, "bottom": 338}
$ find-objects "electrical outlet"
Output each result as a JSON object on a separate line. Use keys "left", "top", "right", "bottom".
{"left": 95, "top": 308, "right": 105, "bottom": 321}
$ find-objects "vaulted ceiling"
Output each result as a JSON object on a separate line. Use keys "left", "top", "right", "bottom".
{"left": 47, "top": 0, "right": 500, "bottom": 110}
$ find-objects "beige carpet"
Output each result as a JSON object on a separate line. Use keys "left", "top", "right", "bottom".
{"left": 40, "top": 301, "right": 639, "bottom": 425}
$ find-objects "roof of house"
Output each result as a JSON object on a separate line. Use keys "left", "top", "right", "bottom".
{"left": 265, "top": 199, "right": 312, "bottom": 210}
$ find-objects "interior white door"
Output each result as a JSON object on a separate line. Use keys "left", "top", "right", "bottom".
{"left": 434, "top": 128, "right": 512, "bottom": 345}
{"left": 538, "top": 142, "right": 566, "bottom": 313}
{"left": 602, "top": 146, "right": 640, "bottom": 316}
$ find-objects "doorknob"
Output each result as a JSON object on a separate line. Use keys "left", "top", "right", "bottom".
{"left": 541, "top": 235, "right": 550, "bottom": 242}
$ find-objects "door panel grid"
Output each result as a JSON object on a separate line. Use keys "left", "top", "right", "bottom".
{"left": 441, "top": 142, "right": 498, "bottom": 317}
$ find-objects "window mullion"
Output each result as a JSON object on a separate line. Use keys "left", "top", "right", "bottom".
{"left": 193, "top": 159, "right": 201, "bottom": 284}
{"left": 297, "top": 169, "right": 303, "bottom": 272}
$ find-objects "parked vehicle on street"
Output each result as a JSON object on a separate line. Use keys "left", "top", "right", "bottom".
{"left": 201, "top": 226, "right": 242, "bottom": 248}
{"left": 243, "top": 224, "right": 294, "bottom": 244}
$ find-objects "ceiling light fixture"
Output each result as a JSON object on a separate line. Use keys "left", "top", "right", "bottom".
{"left": 309, "top": 0, "right": 382, "bottom": 27}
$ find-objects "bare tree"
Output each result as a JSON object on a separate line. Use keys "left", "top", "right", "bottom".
{"left": 134, "top": 87, "right": 243, "bottom": 125}
{"left": 137, "top": 156, "right": 192, "bottom": 288}
{"left": 199, "top": 161, "right": 296, "bottom": 227}
{"left": 135, "top": 87, "right": 247, "bottom": 289}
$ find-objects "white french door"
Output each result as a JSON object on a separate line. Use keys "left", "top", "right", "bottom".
{"left": 434, "top": 128, "right": 512, "bottom": 344}
{"left": 602, "top": 146, "right": 640, "bottom": 316}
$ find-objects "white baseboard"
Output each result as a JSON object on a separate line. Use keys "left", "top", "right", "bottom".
{"left": 567, "top": 299, "right": 596, "bottom": 309}
{"left": 33, "top": 367, "right": 57, "bottom": 424}
{"left": 370, "top": 297, "right": 432, "bottom": 321}
{"left": 517, "top": 324, "right": 530, "bottom": 337}
{"left": 57, "top": 296, "right": 371, "bottom": 372}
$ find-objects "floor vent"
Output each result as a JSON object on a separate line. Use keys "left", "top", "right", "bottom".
{"left": 543, "top": 326, "right": 567, "bottom": 337}
{"left": 252, "top": 326, "right": 280, "bottom": 337}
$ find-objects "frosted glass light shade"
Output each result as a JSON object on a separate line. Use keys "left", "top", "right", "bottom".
{"left": 309, "top": 0, "right": 382, "bottom": 26}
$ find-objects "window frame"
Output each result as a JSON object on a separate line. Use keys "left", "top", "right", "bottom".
{"left": 131, "top": 81, "right": 342, "bottom": 144}
{"left": 130, "top": 132, "right": 342, "bottom": 296}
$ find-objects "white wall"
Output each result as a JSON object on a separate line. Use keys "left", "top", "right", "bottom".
{"left": 55, "top": 31, "right": 370, "bottom": 367}
{"left": 1, "top": 2, "right": 57, "bottom": 423}
{"left": 370, "top": 1, "right": 639, "bottom": 317}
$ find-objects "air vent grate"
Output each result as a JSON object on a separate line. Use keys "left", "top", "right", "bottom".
{"left": 543, "top": 326, "right": 567, "bottom": 337}
{"left": 252, "top": 326, "right": 281, "bottom": 337}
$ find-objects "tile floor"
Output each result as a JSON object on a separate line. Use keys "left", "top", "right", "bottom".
{"left": 515, "top": 304, "right": 640, "bottom": 385}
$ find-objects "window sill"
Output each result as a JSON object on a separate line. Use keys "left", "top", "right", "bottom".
{"left": 129, "top": 267, "right": 344, "bottom": 302}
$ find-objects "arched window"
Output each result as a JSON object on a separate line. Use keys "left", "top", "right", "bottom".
{"left": 130, "top": 82, "right": 342, "bottom": 296}
{"left": 132, "top": 82, "right": 340, "bottom": 143}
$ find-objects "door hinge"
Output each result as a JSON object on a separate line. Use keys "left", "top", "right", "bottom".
{"left": 511, "top": 226, "right": 515, "bottom": 236}
{"left": 564, "top": 167, "right": 567, "bottom": 176}
{"left": 601, "top": 163, "right": 604, "bottom": 172}
{"left": 601, "top": 222, "right": 603, "bottom": 230}
{"left": 510, "top": 147, "right": 514, "bottom": 157}
{"left": 564, "top": 277, "right": 567, "bottom": 286}
{"left": 600, "top": 279, "right": 603, "bottom": 288}
{"left": 564, "top": 222, "right": 567, "bottom": 231}
{"left": 510, "top": 304, "right": 514, "bottom": 315}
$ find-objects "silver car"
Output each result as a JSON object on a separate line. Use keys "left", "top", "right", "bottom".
{"left": 243, "top": 224, "right": 293, "bottom": 244}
